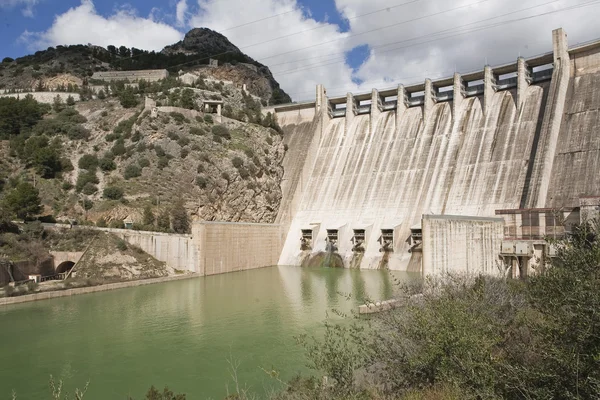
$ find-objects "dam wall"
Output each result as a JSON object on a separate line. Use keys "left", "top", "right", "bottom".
{"left": 193, "top": 222, "right": 283, "bottom": 276}
{"left": 275, "top": 28, "right": 600, "bottom": 273}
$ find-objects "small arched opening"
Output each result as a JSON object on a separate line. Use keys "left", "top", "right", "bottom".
{"left": 55, "top": 261, "right": 75, "bottom": 274}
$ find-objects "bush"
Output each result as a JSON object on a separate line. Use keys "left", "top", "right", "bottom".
{"left": 81, "top": 182, "right": 97, "bottom": 195}
{"left": 212, "top": 135, "right": 222, "bottom": 144}
{"left": 138, "top": 158, "right": 150, "bottom": 168}
{"left": 78, "top": 154, "right": 98, "bottom": 171}
{"left": 196, "top": 175, "right": 207, "bottom": 189}
{"left": 62, "top": 181, "right": 74, "bottom": 191}
{"left": 157, "top": 157, "right": 169, "bottom": 170}
{"left": 180, "top": 148, "right": 189, "bottom": 159}
{"left": 203, "top": 114, "right": 213, "bottom": 124}
{"left": 123, "top": 164, "right": 141, "bottom": 180}
{"left": 119, "top": 87, "right": 138, "bottom": 108}
{"left": 99, "top": 157, "right": 116, "bottom": 171}
{"left": 231, "top": 156, "right": 244, "bottom": 168}
{"left": 109, "top": 220, "right": 123, "bottom": 229}
{"left": 96, "top": 217, "right": 107, "bottom": 227}
{"left": 211, "top": 124, "right": 230, "bottom": 139}
{"left": 154, "top": 146, "right": 166, "bottom": 157}
{"left": 167, "top": 131, "right": 179, "bottom": 141}
{"left": 189, "top": 126, "right": 204, "bottom": 136}
{"left": 103, "top": 186, "right": 124, "bottom": 200}
{"left": 177, "top": 137, "right": 190, "bottom": 147}
{"left": 170, "top": 112, "right": 188, "bottom": 124}
{"left": 111, "top": 140, "right": 126, "bottom": 156}
{"left": 76, "top": 170, "right": 99, "bottom": 192}
{"left": 116, "top": 239, "right": 127, "bottom": 251}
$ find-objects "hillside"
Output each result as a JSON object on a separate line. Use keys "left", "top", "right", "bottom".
{"left": 0, "top": 60, "right": 287, "bottom": 232}
{"left": 0, "top": 28, "right": 291, "bottom": 105}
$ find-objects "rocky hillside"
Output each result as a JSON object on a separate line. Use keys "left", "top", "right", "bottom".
{"left": 0, "top": 69, "right": 286, "bottom": 232}
{"left": 0, "top": 28, "right": 291, "bottom": 105}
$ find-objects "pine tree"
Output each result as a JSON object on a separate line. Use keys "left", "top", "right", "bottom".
{"left": 171, "top": 201, "right": 189, "bottom": 234}
{"left": 156, "top": 209, "right": 170, "bottom": 232}
{"left": 143, "top": 205, "right": 154, "bottom": 227}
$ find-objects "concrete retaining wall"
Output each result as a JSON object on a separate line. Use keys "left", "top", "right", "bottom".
{"left": 0, "top": 92, "right": 80, "bottom": 103}
{"left": 422, "top": 215, "right": 503, "bottom": 276}
{"left": 0, "top": 273, "right": 200, "bottom": 306}
{"left": 193, "top": 222, "right": 283, "bottom": 276}
{"left": 91, "top": 70, "right": 168, "bottom": 82}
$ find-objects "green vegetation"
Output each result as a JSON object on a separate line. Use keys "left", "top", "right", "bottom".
{"left": 0, "top": 96, "right": 48, "bottom": 138}
{"left": 103, "top": 186, "right": 124, "bottom": 200}
{"left": 1, "top": 182, "right": 41, "bottom": 221}
{"left": 123, "top": 164, "right": 142, "bottom": 180}
{"left": 170, "top": 201, "right": 189, "bottom": 234}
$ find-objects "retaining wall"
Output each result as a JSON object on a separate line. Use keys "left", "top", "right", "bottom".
{"left": 421, "top": 215, "right": 504, "bottom": 276}
{"left": 0, "top": 92, "right": 80, "bottom": 103}
{"left": 193, "top": 222, "right": 283, "bottom": 276}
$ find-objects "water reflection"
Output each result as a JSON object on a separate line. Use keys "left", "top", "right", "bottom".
{"left": 0, "top": 266, "right": 418, "bottom": 400}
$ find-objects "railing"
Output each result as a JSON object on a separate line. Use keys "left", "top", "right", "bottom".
{"left": 40, "top": 273, "right": 68, "bottom": 283}
{"left": 357, "top": 105, "right": 371, "bottom": 114}
{"left": 532, "top": 69, "right": 554, "bottom": 83}
{"left": 408, "top": 96, "right": 425, "bottom": 106}
{"left": 495, "top": 77, "right": 518, "bottom": 91}
{"left": 465, "top": 84, "right": 485, "bottom": 97}
{"left": 381, "top": 100, "right": 398, "bottom": 111}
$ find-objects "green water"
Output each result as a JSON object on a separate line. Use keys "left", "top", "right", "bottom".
{"left": 0, "top": 266, "right": 417, "bottom": 399}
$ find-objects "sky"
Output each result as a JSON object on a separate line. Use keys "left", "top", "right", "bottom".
{"left": 1, "top": 0, "right": 600, "bottom": 101}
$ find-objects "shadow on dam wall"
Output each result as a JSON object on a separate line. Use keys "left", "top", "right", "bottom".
{"left": 274, "top": 28, "right": 600, "bottom": 272}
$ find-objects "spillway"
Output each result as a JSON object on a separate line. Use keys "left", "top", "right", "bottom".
{"left": 272, "top": 28, "right": 600, "bottom": 272}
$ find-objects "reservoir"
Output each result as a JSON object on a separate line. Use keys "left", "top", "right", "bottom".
{"left": 0, "top": 266, "right": 416, "bottom": 399}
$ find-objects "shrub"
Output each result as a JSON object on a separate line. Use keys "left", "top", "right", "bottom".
{"left": 212, "top": 135, "right": 222, "bottom": 144}
{"left": 78, "top": 154, "right": 98, "bottom": 171}
{"left": 62, "top": 181, "right": 74, "bottom": 191}
{"left": 81, "top": 182, "right": 97, "bottom": 195}
{"left": 99, "top": 157, "right": 116, "bottom": 171}
{"left": 177, "top": 137, "right": 190, "bottom": 147}
{"left": 103, "top": 186, "right": 124, "bottom": 200}
{"left": 66, "top": 95, "right": 75, "bottom": 106}
{"left": 221, "top": 172, "right": 230, "bottom": 181}
{"left": 180, "top": 148, "right": 189, "bottom": 159}
{"left": 167, "top": 131, "right": 179, "bottom": 141}
{"left": 266, "top": 136, "right": 273, "bottom": 145}
{"left": 157, "top": 157, "right": 169, "bottom": 169}
{"left": 123, "top": 164, "right": 141, "bottom": 180}
{"left": 111, "top": 140, "right": 126, "bottom": 156}
{"left": 119, "top": 87, "right": 138, "bottom": 108}
{"left": 116, "top": 239, "right": 127, "bottom": 251}
{"left": 76, "top": 170, "right": 99, "bottom": 192}
{"left": 154, "top": 146, "right": 166, "bottom": 157}
{"left": 196, "top": 175, "right": 207, "bottom": 188}
{"left": 109, "top": 220, "right": 123, "bottom": 229}
{"left": 96, "top": 217, "right": 107, "bottom": 227}
{"left": 203, "top": 114, "right": 213, "bottom": 124}
{"left": 189, "top": 126, "right": 204, "bottom": 136}
{"left": 237, "top": 166, "right": 250, "bottom": 180}
{"left": 197, "top": 164, "right": 205, "bottom": 173}
{"left": 211, "top": 124, "right": 230, "bottom": 139}
{"left": 171, "top": 201, "right": 189, "bottom": 234}
{"left": 170, "top": 112, "right": 188, "bottom": 124}
{"left": 231, "top": 156, "right": 244, "bottom": 168}
{"left": 131, "top": 131, "right": 141, "bottom": 142}
{"left": 138, "top": 158, "right": 150, "bottom": 168}
{"left": 244, "top": 148, "right": 254, "bottom": 158}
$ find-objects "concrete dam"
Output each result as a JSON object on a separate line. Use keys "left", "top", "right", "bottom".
{"left": 271, "top": 28, "right": 600, "bottom": 275}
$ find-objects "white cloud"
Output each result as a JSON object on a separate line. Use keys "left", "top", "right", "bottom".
{"left": 176, "top": 0, "right": 188, "bottom": 27}
{"left": 188, "top": 0, "right": 360, "bottom": 101}
{"left": 0, "top": 0, "right": 39, "bottom": 17}
{"left": 19, "top": 0, "right": 183, "bottom": 51}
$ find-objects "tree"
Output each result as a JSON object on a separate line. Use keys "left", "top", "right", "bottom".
{"left": 103, "top": 186, "right": 124, "bottom": 200}
{"left": 119, "top": 87, "right": 138, "bottom": 108}
{"left": 157, "top": 209, "right": 170, "bottom": 232}
{"left": 66, "top": 95, "right": 75, "bottom": 106}
{"left": 2, "top": 182, "right": 42, "bottom": 221}
{"left": 97, "top": 89, "right": 106, "bottom": 100}
{"left": 171, "top": 201, "right": 189, "bottom": 234}
{"left": 143, "top": 205, "right": 154, "bottom": 226}
{"left": 52, "top": 95, "right": 64, "bottom": 112}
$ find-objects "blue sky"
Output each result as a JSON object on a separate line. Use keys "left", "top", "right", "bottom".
{"left": 1, "top": 0, "right": 600, "bottom": 100}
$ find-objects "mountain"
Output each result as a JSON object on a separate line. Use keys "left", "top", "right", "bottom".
{"left": 0, "top": 28, "right": 291, "bottom": 105}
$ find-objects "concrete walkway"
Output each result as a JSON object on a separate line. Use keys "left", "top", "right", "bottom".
{"left": 0, "top": 273, "right": 201, "bottom": 306}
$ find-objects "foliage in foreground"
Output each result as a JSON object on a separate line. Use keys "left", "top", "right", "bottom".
{"left": 283, "top": 220, "right": 600, "bottom": 399}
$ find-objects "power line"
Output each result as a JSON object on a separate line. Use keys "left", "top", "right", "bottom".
{"left": 270, "top": 0, "right": 598, "bottom": 78}
{"left": 257, "top": 0, "right": 496, "bottom": 62}
{"left": 159, "top": 0, "right": 425, "bottom": 71}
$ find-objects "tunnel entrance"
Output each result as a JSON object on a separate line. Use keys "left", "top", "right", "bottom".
{"left": 326, "top": 229, "right": 339, "bottom": 252}
{"left": 55, "top": 261, "right": 75, "bottom": 274}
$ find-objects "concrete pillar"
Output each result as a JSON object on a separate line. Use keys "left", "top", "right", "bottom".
{"left": 346, "top": 92, "right": 355, "bottom": 133}
{"left": 316, "top": 84, "right": 330, "bottom": 137}
{"left": 452, "top": 73, "right": 464, "bottom": 120}
{"left": 424, "top": 78, "right": 435, "bottom": 123}
{"left": 370, "top": 89, "right": 381, "bottom": 135}
{"left": 531, "top": 28, "right": 570, "bottom": 208}
{"left": 396, "top": 84, "right": 407, "bottom": 131}
{"left": 553, "top": 27, "right": 569, "bottom": 65}
{"left": 517, "top": 57, "right": 531, "bottom": 111}
{"left": 483, "top": 65, "right": 496, "bottom": 117}
{"left": 217, "top": 104, "right": 222, "bottom": 116}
